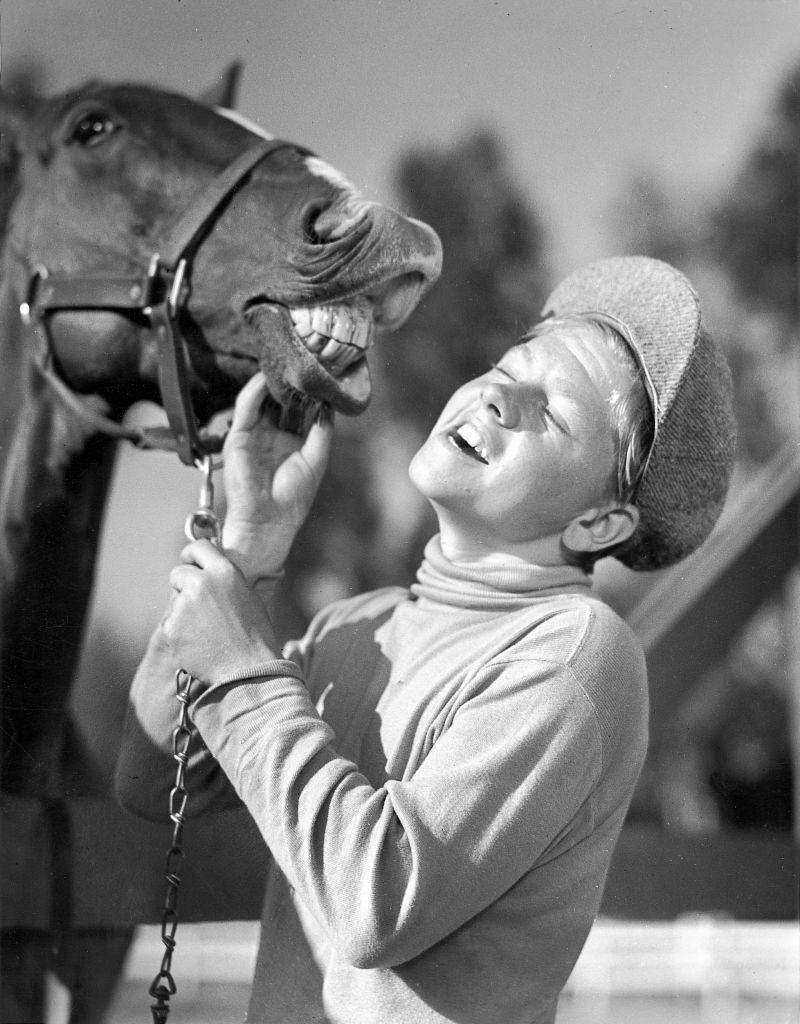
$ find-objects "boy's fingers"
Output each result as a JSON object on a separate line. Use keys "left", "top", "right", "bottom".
{"left": 300, "top": 412, "right": 334, "bottom": 479}
{"left": 169, "top": 563, "right": 199, "bottom": 593}
{"left": 230, "top": 372, "right": 271, "bottom": 433}
{"left": 178, "top": 539, "right": 227, "bottom": 569}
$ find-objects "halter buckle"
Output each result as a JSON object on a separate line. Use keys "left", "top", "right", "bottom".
{"left": 142, "top": 254, "right": 189, "bottom": 319}
{"left": 19, "top": 266, "right": 49, "bottom": 326}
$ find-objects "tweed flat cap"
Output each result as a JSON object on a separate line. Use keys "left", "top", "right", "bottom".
{"left": 542, "top": 256, "right": 736, "bottom": 570}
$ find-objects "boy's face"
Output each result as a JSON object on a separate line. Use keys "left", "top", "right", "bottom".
{"left": 408, "top": 324, "right": 626, "bottom": 552}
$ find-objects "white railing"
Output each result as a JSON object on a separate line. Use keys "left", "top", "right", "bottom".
{"left": 564, "top": 915, "right": 799, "bottom": 999}
{"left": 105, "top": 915, "right": 800, "bottom": 1023}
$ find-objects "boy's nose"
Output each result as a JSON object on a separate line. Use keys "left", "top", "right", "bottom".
{"left": 480, "top": 382, "right": 521, "bottom": 428}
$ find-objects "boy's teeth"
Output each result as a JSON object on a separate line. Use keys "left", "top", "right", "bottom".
{"left": 456, "top": 423, "right": 488, "bottom": 461}
{"left": 457, "top": 423, "right": 483, "bottom": 448}
{"left": 289, "top": 299, "right": 374, "bottom": 376}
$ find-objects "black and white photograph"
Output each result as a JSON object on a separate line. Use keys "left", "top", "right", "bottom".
{"left": 2, "top": 3, "right": 798, "bottom": 1022}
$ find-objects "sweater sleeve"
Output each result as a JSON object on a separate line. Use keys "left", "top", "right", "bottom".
{"left": 115, "top": 624, "right": 242, "bottom": 820}
{"left": 190, "top": 655, "right": 603, "bottom": 969}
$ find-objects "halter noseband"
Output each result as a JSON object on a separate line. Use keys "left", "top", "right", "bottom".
{"left": 18, "top": 137, "right": 304, "bottom": 466}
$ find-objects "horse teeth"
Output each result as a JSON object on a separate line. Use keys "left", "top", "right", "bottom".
{"left": 319, "top": 338, "right": 342, "bottom": 362}
{"left": 330, "top": 311, "right": 354, "bottom": 346}
{"left": 290, "top": 307, "right": 313, "bottom": 337}
{"left": 311, "top": 307, "right": 334, "bottom": 336}
{"left": 305, "top": 331, "right": 328, "bottom": 353}
{"left": 351, "top": 318, "right": 370, "bottom": 350}
{"left": 290, "top": 300, "right": 375, "bottom": 368}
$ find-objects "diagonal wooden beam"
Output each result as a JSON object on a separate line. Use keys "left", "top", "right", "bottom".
{"left": 627, "top": 444, "right": 800, "bottom": 651}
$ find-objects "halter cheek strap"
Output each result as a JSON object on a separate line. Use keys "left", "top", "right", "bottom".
{"left": 18, "top": 137, "right": 309, "bottom": 466}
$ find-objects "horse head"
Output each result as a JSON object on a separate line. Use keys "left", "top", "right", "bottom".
{"left": 0, "top": 77, "right": 442, "bottom": 446}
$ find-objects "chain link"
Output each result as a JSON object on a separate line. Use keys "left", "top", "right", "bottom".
{"left": 149, "top": 668, "right": 196, "bottom": 1023}
{"left": 184, "top": 453, "right": 222, "bottom": 544}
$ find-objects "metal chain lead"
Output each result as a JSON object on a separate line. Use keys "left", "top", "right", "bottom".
{"left": 150, "top": 457, "right": 221, "bottom": 1020}
{"left": 148, "top": 668, "right": 196, "bottom": 1023}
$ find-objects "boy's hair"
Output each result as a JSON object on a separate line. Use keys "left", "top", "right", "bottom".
{"left": 541, "top": 257, "right": 736, "bottom": 571}
{"left": 529, "top": 315, "right": 654, "bottom": 504}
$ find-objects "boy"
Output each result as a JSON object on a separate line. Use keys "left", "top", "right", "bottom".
{"left": 117, "top": 257, "right": 736, "bottom": 1024}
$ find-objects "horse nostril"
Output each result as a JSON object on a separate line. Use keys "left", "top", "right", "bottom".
{"left": 302, "top": 198, "right": 372, "bottom": 245}
{"left": 301, "top": 203, "right": 328, "bottom": 245}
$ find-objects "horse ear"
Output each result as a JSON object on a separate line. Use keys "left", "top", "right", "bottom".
{"left": 197, "top": 62, "right": 243, "bottom": 110}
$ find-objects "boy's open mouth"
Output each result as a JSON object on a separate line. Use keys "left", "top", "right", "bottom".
{"left": 448, "top": 423, "right": 489, "bottom": 464}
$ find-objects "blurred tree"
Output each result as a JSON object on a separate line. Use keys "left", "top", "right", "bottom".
{"left": 379, "top": 128, "right": 550, "bottom": 426}
{"left": 612, "top": 59, "right": 800, "bottom": 836}
{"left": 613, "top": 59, "right": 800, "bottom": 466}
{"left": 712, "top": 61, "right": 799, "bottom": 322}
{"left": 708, "top": 59, "right": 800, "bottom": 464}
{"left": 612, "top": 170, "right": 706, "bottom": 268}
{"left": 273, "top": 127, "right": 550, "bottom": 639}
{"left": 649, "top": 600, "right": 794, "bottom": 834}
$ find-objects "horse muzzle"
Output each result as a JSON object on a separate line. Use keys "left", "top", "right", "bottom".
{"left": 240, "top": 201, "right": 441, "bottom": 419}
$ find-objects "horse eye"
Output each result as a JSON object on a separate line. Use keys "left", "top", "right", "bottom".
{"left": 68, "top": 112, "right": 117, "bottom": 147}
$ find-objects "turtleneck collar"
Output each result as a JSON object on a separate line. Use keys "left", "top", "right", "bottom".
{"left": 410, "top": 535, "right": 592, "bottom": 611}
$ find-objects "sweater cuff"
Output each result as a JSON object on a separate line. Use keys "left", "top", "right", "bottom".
{"left": 213, "top": 658, "right": 305, "bottom": 687}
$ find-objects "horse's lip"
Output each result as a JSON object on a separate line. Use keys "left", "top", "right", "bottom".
{"left": 241, "top": 268, "right": 426, "bottom": 412}
{"left": 368, "top": 273, "right": 425, "bottom": 330}
{"left": 244, "top": 299, "right": 373, "bottom": 411}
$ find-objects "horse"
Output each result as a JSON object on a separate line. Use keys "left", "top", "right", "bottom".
{"left": 0, "top": 68, "right": 441, "bottom": 1022}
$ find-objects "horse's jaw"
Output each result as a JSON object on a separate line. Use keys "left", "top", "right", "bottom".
{"left": 259, "top": 304, "right": 373, "bottom": 397}
{"left": 238, "top": 270, "right": 427, "bottom": 429}
{"left": 241, "top": 303, "right": 367, "bottom": 427}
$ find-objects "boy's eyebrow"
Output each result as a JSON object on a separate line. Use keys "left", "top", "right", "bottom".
{"left": 490, "top": 361, "right": 515, "bottom": 378}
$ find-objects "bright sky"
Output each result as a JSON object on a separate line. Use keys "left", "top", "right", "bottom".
{"left": 3, "top": 0, "right": 799, "bottom": 643}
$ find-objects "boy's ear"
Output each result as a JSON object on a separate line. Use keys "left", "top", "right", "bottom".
{"left": 561, "top": 502, "right": 640, "bottom": 556}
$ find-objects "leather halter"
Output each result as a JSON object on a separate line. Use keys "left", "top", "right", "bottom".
{"left": 18, "top": 137, "right": 304, "bottom": 466}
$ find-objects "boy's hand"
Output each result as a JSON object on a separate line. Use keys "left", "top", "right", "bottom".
{"left": 221, "top": 373, "right": 333, "bottom": 580}
{"left": 163, "top": 540, "right": 276, "bottom": 687}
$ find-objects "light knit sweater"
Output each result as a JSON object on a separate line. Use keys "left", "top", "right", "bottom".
{"left": 117, "top": 536, "right": 648, "bottom": 1024}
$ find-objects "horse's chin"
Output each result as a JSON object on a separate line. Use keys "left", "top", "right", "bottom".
{"left": 245, "top": 302, "right": 374, "bottom": 428}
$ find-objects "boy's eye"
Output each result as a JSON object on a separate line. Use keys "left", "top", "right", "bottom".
{"left": 542, "top": 404, "right": 570, "bottom": 436}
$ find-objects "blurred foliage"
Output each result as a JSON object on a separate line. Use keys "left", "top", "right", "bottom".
{"left": 615, "top": 58, "right": 800, "bottom": 833}
{"left": 273, "top": 128, "right": 550, "bottom": 639}
{"left": 712, "top": 62, "right": 799, "bottom": 322}
{"left": 614, "top": 59, "right": 800, "bottom": 467}
{"left": 633, "top": 599, "right": 795, "bottom": 833}
{"left": 378, "top": 129, "right": 550, "bottom": 427}
{"left": 710, "top": 59, "right": 800, "bottom": 465}
{"left": 612, "top": 171, "right": 706, "bottom": 269}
